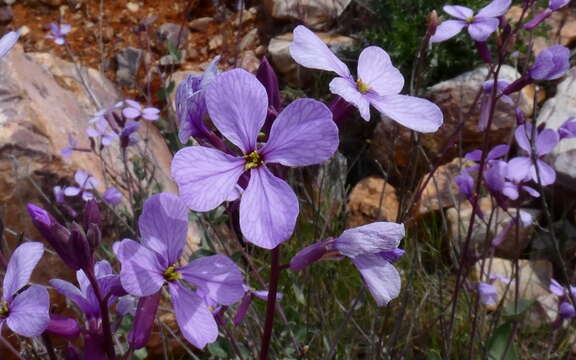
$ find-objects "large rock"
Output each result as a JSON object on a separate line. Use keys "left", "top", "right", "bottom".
{"left": 446, "top": 197, "right": 540, "bottom": 258}
{"left": 536, "top": 67, "right": 576, "bottom": 188}
{"left": 268, "top": 32, "right": 355, "bottom": 86}
{"left": 263, "top": 0, "right": 351, "bottom": 30}
{"left": 347, "top": 177, "right": 399, "bottom": 227}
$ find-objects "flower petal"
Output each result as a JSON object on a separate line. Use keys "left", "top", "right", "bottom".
{"left": 139, "top": 193, "right": 189, "bottom": 265}
{"left": 357, "top": 46, "right": 404, "bottom": 96}
{"left": 181, "top": 255, "right": 244, "bottom": 306}
{"left": 261, "top": 98, "right": 338, "bottom": 166}
{"left": 7, "top": 285, "right": 50, "bottom": 337}
{"left": 169, "top": 283, "right": 218, "bottom": 349}
{"left": 535, "top": 128, "right": 559, "bottom": 156}
{"left": 175, "top": 75, "right": 209, "bottom": 143}
{"left": 171, "top": 146, "right": 245, "bottom": 212}
{"left": 514, "top": 124, "right": 533, "bottom": 152}
{"left": 205, "top": 69, "right": 267, "bottom": 153}
{"left": 477, "top": 0, "right": 511, "bottom": 17}
{"left": 64, "top": 186, "right": 81, "bottom": 197}
{"left": 430, "top": 20, "right": 467, "bottom": 43}
{"left": 240, "top": 167, "right": 299, "bottom": 249}
{"left": 531, "top": 159, "right": 556, "bottom": 186}
{"left": 468, "top": 17, "right": 499, "bottom": 42}
{"left": 329, "top": 77, "right": 371, "bottom": 120}
{"left": 506, "top": 156, "right": 532, "bottom": 182}
{"left": 0, "top": 31, "right": 19, "bottom": 58}
{"left": 443, "top": 5, "right": 473, "bottom": 19}
{"left": 368, "top": 94, "right": 443, "bottom": 133}
{"left": 49, "top": 279, "right": 96, "bottom": 316}
{"left": 113, "top": 239, "right": 165, "bottom": 297}
{"left": 335, "top": 222, "right": 404, "bottom": 258}
{"left": 290, "top": 25, "right": 351, "bottom": 79}
{"left": 122, "top": 107, "right": 141, "bottom": 119}
{"left": 352, "top": 254, "right": 401, "bottom": 306}
{"left": 3, "top": 242, "right": 44, "bottom": 301}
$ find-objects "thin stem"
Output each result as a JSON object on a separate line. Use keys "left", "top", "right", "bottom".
{"left": 0, "top": 335, "right": 24, "bottom": 360}
{"left": 259, "top": 246, "right": 281, "bottom": 360}
{"left": 42, "top": 333, "right": 58, "bottom": 360}
{"left": 85, "top": 268, "right": 115, "bottom": 359}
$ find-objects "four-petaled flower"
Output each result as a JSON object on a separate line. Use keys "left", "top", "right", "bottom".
{"left": 171, "top": 69, "right": 339, "bottom": 249}
{"left": 122, "top": 99, "right": 160, "bottom": 121}
{"left": 0, "top": 242, "right": 50, "bottom": 337}
{"left": 114, "top": 192, "right": 245, "bottom": 349}
{"left": 430, "top": 0, "right": 511, "bottom": 43}
{"left": 64, "top": 170, "right": 99, "bottom": 201}
{"left": 46, "top": 23, "right": 71, "bottom": 46}
{"left": 290, "top": 25, "right": 443, "bottom": 133}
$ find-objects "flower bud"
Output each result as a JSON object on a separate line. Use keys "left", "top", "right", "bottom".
{"left": 86, "top": 223, "right": 102, "bottom": 254}
{"left": 128, "top": 291, "right": 161, "bottom": 349}
{"left": 289, "top": 240, "right": 331, "bottom": 271}
{"left": 83, "top": 200, "right": 101, "bottom": 230}
{"left": 46, "top": 314, "right": 81, "bottom": 339}
{"left": 70, "top": 223, "right": 93, "bottom": 271}
{"left": 256, "top": 57, "right": 281, "bottom": 112}
{"left": 427, "top": 10, "right": 438, "bottom": 38}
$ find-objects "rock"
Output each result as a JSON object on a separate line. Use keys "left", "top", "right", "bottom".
{"left": 116, "top": 46, "right": 143, "bottom": 87}
{"left": 268, "top": 32, "right": 355, "bottom": 86}
{"left": 188, "top": 17, "right": 213, "bottom": 32}
{"left": 209, "top": 34, "right": 223, "bottom": 50}
{"left": 532, "top": 8, "right": 576, "bottom": 55}
{"left": 417, "top": 158, "right": 475, "bottom": 216}
{"left": 254, "top": 45, "right": 265, "bottom": 56}
{"left": 239, "top": 28, "right": 259, "bottom": 51}
{"left": 0, "top": 46, "right": 200, "bottom": 300}
{"left": 232, "top": 9, "right": 256, "bottom": 26}
{"left": 159, "top": 51, "right": 186, "bottom": 67}
{"left": 126, "top": 1, "right": 139, "bottom": 12}
{"left": 446, "top": 198, "right": 539, "bottom": 258}
{"left": 239, "top": 50, "right": 260, "bottom": 73}
{"left": 472, "top": 258, "right": 555, "bottom": 326}
{"left": 536, "top": 67, "right": 576, "bottom": 188}
{"left": 347, "top": 177, "right": 399, "bottom": 227}
{"left": 0, "top": 6, "right": 13, "bottom": 24}
{"left": 156, "top": 23, "right": 189, "bottom": 49}
{"left": 263, "top": 0, "right": 352, "bottom": 30}
{"left": 424, "top": 65, "right": 537, "bottom": 159}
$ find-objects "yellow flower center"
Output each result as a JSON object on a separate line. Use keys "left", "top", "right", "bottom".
{"left": 0, "top": 301, "right": 9, "bottom": 319}
{"left": 244, "top": 150, "right": 264, "bottom": 170}
{"left": 163, "top": 265, "right": 182, "bottom": 282}
{"left": 356, "top": 78, "right": 371, "bottom": 94}
{"left": 466, "top": 16, "right": 474, "bottom": 24}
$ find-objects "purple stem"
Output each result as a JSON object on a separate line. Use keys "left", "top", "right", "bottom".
{"left": 85, "top": 268, "right": 115, "bottom": 359}
{"left": 259, "top": 246, "right": 281, "bottom": 360}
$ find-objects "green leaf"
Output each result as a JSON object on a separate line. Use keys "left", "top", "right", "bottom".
{"left": 207, "top": 342, "right": 228, "bottom": 358}
{"left": 503, "top": 299, "right": 534, "bottom": 319}
{"left": 157, "top": 80, "right": 176, "bottom": 101}
{"left": 487, "top": 322, "right": 519, "bottom": 360}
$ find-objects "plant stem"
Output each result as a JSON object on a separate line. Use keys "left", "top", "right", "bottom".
{"left": 86, "top": 268, "right": 115, "bottom": 359}
{"left": 259, "top": 246, "right": 281, "bottom": 360}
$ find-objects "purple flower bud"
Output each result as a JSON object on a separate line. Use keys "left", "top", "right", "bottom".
{"left": 559, "top": 301, "right": 576, "bottom": 319}
{"left": 529, "top": 45, "right": 570, "bottom": 80}
{"left": 256, "top": 57, "right": 281, "bottom": 112}
{"left": 475, "top": 41, "right": 492, "bottom": 64}
{"left": 128, "top": 291, "right": 161, "bottom": 349}
{"left": 64, "top": 344, "right": 82, "bottom": 360}
{"left": 329, "top": 96, "right": 355, "bottom": 126}
{"left": 86, "top": 223, "right": 101, "bottom": 254}
{"left": 46, "top": 314, "right": 81, "bottom": 339}
{"left": 69, "top": 223, "right": 93, "bottom": 271}
{"left": 524, "top": 8, "right": 553, "bottom": 30}
{"left": 103, "top": 187, "right": 122, "bottom": 206}
{"left": 478, "top": 282, "right": 498, "bottom": 306}
{"left": 559, "top": 117, "right": 576, "bottom": 139}
{"left": 233, "top": 292, "right": 253, "bottom": 326}
{"left": 289, "top": 240, "right": 332, "bottom": 271}
{"left": 502, "top": 75, "right": 531, "bottom": 95}
{"left": 83, "top": 200, "right": 101, "bottom": 230}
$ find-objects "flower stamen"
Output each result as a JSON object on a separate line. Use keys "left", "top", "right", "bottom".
{"left": 163, "top": 265, "right": 182, "bottom": 282}
{"left": 356, "top": 79, "right": 371, "bottom": 94}
{"left": 0, "top": 301, "right": 9, "bottom": 319}
{"left": 244, "top": 150, "right": 264, "bottom": 170}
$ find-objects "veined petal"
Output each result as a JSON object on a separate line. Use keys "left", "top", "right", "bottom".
{"left": 531, "top": 159, "right": 556, "bottom": 186}
{"left": 352, "top": 254, "right": 401, "bottom": 306}
{"left": 172, "top": 146, "right": 245, "bottom": 212}
{"left": 0, "top": 31, "right": 19, "bottom": 58}
{"left": 335, "top": 222, "right": 404, "bottom": 258}
{"left": 468, "top": 17, "right": 499, "bottom": 42}
{"left": 240, "top": 167, "right": 299, "bottom": 249}
{"left": 368, "top": 94, "right": 443, "bottom": 133}
{"left": 443, "top": 5, "right": 473, "bottom": 19}
{"left": 261, "top": 99, "right": 338, "bottom": 166}
{"left": 114, "top": 239, "right": 165, "bottom": 297}
{"left": 357, "top": 46, "right": 404, "bottom": 96}
{"left": 169, "top": 283, "right": 218, "bottom": 349}
{"left": 64, "top": 186, "right": 81, "bottom": 197}
{"left": 506, "top": 156, "right": 532, "bottom": 182}
{"left": 430, "top": 20, "right": 467, "bottom": 43}
{"left": 515, "top": 124, "right": 533, "bottom": 152}
{"left": 181, "top": 255, "right": 244, "bottom": 306}
{"left": 329, "top": 77, "right": 371, "bottom": 120}
{"left": 205, "top": 69, "right": 267, "bottom": 153}
{"left": 3, "top": 242, "right": 44, "bottom": 301}
{"left": 290, "top": 25, "right": 351, "bottom": 79}
{"left": 175, "top": 75, "right": 209, "bottom": 143}
{"left": 7, "top": 285, "right": 50, "bottom": 337}
{"left": 49, "top": 279, "right": 96, "bottom": 316}
{"left": 200, "top": 55, "right": 221, "bottom": 88}
{"left": 535, "top": 129, "right": 559, "bottom": 156}
{"left": 477, "top": 0, "right": 511, "bottom": 17}
{"left": 139, "top": 193, "right": 189, "bottom": 265}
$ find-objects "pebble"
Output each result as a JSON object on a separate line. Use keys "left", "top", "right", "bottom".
{"left": 126, "top": 2, "right": 139, "bottom": 13}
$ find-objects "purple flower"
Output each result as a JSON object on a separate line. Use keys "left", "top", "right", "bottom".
{"left": 114, "top": 192, "right": 245, "bottom": 349}
{"left": 64, "top": 171, "right": 99, "bottom": 201}
{"left": 54, "top": 185, "right": 65, "bottom": 203}
{"left": 50, "top": 260, "right": 122, "bottom": 320}
{"left": 0, "top": 242, "right": 50, "bottom": 337}
{"left": 430, "top": 0, "right": 511, "bottom": 43}
{"left": 119, "top": 119, "right": 140, "bottom": 148}
{"left": 290, "top": 25, "right": 443, "bottom": 132}
{"left": 529, "top": 45, "right": 571, "bottom": 81}
{"left": 61, "top": 133, "right": 78, "bottom": 160}
{"left": 0, "top": 31, "right": 19, "bottom": 59}
{"left": 175, "top": 56, "right": 220, "bottom": 144}
{"left": 171, "top": 69, "right": 339, "bottom": 249}
{"left": 524, "top": 0, "right": 571, "bottom": 30}
{"left": 103, "top": 187, "right": 122, "bottom": 206}
{"left": 122, "top": 99, "right": 160, "bottom": 121}
{"left": 46, "top": 23, "right": 71, "bottom": 46}
{"left": 87, "top": 117, "right": 118, "bottom": 147}
{"left": 507, "top": 124, "right": 559, "bottom": 186}
{"left": 46, "top": 314, "right": 81, "bottom": 339}
{"left": 291, "top": 222, "right": 405, "bottom": 306}
{"left": 477, "top": 282, "right": 498, "bottom": 306}
{"left": 559, "top": 117, "right": 576, "bottom": 139}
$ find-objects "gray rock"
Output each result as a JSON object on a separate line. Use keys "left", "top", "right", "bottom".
{"left": 536, "top": 67, "right": 576, "bottom": 188}
{"left": 116, "top": 46, "right": 143, "bottom": 87}
{"left": 239, "top": 28, "right": 259, "bottom": 52}
{"left": 263, "top": 0, "right": 351, "bottom": 30}
{"left": 188, "top": 17, "right": 213, "bottom": 32}
{"left": 156, "top": 23, "right": 190, "bottom": 49}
